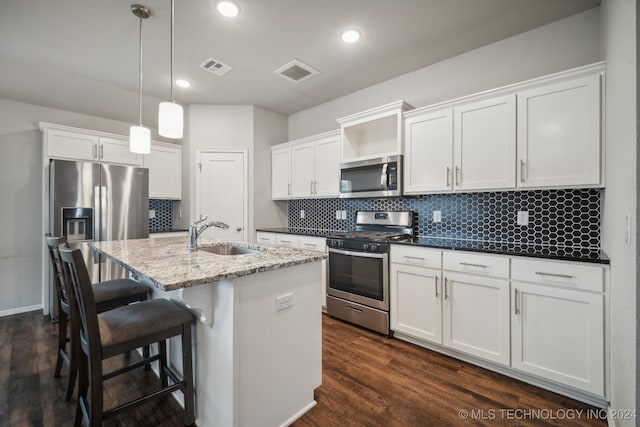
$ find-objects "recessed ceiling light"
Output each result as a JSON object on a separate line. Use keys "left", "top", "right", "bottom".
{"left": 216, "top": 1, "right": 240, "bottom": 18}
{"left": 175, "top": 79, "right": 191, "bottom": 88}
{"left": 341, "top": 29, "right": 361, "bottom": 43}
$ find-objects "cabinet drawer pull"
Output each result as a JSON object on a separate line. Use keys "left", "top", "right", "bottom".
{"left": 404, "top": 255, "right": 425, "bottom": 261}
{"left": 346, "top": 306, "right": 363, "bottom": 314}
{"left": 460, "top": 262, "right": 487, "bottom": 268}
{"left": 259, "top": 238, "right": 270, "bottom": 241}
{"left": 303, "top": 243, "right": 317, "bottom": 247}
{"left": 444, "top": 277, "right": 449, "bottom": 300}
{"left": 434, "top": 276, "right": 439, "bottom": 298}
{"left": 535, "top": 271, "right": 574, "bottom": 279}
{"left": 514, "top": 288, "right": 520, "bottom": 315}
{"left": 446, "top": 166, "right": 451, "bottom": 187}
{"left": 280, "top": 240, "right": 291, "bottom": 244}
{"left": 520, "top": 160, "right": 526, "bottom": 183}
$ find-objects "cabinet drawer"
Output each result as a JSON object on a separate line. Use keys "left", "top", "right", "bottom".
{"left": 391, "top": 245, "right": 441, "bottom": 269}
{"left": 298, "top": 236, "right": 327, "bottom": 252}
{"left": 275, "top": 234, "right": 299, "bottom": 248}
{"left": 443, "top": 251, "right": 509, "bottom": 278}
{"left": 511, "top": 257, "right": 604, "bottom": 292}
{"left": 256, "top": 232, "right": 276, "bottom": 245}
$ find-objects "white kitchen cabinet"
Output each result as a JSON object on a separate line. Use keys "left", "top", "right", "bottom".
{"left": 291, "top": 142, "right": 315, "bottom": 198}
{"left": 453, "top": 94, "right": 516, "bottom": 191}
{"left": 404, "top": 109, "right": 453, "bottom": 193}
{"left": 256, "top": 231, "right": 276, "bottom": 245}
{"left": 390, "top": 262, "right": 443, "bottom": 345}
{"left": 42, "top": 124, "right": 143, "bottom": 166}
{"left": 443, "top": 251, "right": 510, "bottom": 365}
{"left": 144, "top": 142, "right": 182, "bottom": 199}
{"left": 511, "top": 258, "right": 605, "bottom": 395}
{"left": 337, "top": 101, "right": 413, "bottom": 162}
{"left": 517, "top": 74, "right": 602, "bottom": 188}
{"left": 272, "top": 131, "right": 340, "bottom": 200}
{"left": 271, "top": 145, "right": 292, "bottom": 199}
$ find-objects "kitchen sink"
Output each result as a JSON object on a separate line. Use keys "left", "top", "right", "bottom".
{"left": 199, "top": 244, "right": 264, "bottom": 256}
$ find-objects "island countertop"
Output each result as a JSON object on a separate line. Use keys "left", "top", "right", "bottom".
{"left": 89, "top": 236, "right": 327, "bottom": 292}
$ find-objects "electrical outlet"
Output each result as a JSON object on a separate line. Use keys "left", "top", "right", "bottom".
{"left": 341, "top": 210, "right": 347, "bottom": 220}
{"left": 433, "top": 210, "right": 442, "bottom": 223}
{"left": 517, "top": 211, "right": 529, "bottom": 226}
{"left": 149, "top": 209, "right": 156, "bottom": 219}
{"left": 275, "top": 293, "right": 294, "bottom": 311}
{"left": 300, "top": 210, "right": 305, "bottom": 219}
{"left": 335, "top": 210, "right": 341, "bottom": 220}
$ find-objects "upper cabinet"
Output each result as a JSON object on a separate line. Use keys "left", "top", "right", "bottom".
{"left": 144, "top": 141, "right": 182, "bottom": 199}
{"left": 271, "top": 130, "right": 340, "bottom": 200}
{"left": 517, "top": 74, "right": 602, "bottom": 188}
{"left": 403, "top": 62, "right": 604, "bottom": 195}
{"left": 337, "top": 101, "right": 413, "bottom": 162}
{"left": 42, "top": 124, "right": 143, "bottom": 167}
{"left": 404, "top": 94, "right": 516, "bottom": 194}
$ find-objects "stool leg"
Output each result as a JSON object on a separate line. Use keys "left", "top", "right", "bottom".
{"left": 65, "top": 314, "right": 79, "bottom": 401}
{"left": 88, "top": 352, "right": 104, "bottom": 427}
{"left": 181, "top": 324, "right": 195, "bottom": 425}
{"left": 143, "top": 345, "right": 151, "bottom": 370}
{"left": 55, "top": 312, "right": 68, "bottom": 378}
{"left": 159, "top": 340, "right": 168, "bottom": 387}
{"left": 75, "top": 350, "right": 88, "bottom": 427}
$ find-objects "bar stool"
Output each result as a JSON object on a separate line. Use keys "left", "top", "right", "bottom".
{"left": 45, "top": 235, "right": 150, "bottom": 401}
{"left": 59, "top": 246, "right": 196, "bottom": 427}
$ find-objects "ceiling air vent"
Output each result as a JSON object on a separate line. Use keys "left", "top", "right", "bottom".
{"left": 200, "top": 57, "right": 232, "bottom": 76}
{"left": 273, "top": 59, "right": 319, "bottom": 83}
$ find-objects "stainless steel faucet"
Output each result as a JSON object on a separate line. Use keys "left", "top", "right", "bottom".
{"left": 188, "top": 215, "right": 230, "bottom": 250}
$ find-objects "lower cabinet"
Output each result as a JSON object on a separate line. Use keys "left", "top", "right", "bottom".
{"left": 442, "top": 272, "right": 510, "bottom": 365}
{"left": 511, "top": 258, "right": 605, "bottom": 396}
{"left": 389, "top": 244, "right": 607, "bottom": 401}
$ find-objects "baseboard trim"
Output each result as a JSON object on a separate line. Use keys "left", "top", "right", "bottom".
{"left": 0, "top": 304, "right": 42, "bottom": 317}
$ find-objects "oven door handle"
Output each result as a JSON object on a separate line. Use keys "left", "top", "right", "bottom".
{"left": 328, "top": 248, "right": 385, "bottom": 259}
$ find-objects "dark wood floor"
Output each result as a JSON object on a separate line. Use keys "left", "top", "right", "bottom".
{"left": 1, "top": 311, "right": 607, "bottom": 427}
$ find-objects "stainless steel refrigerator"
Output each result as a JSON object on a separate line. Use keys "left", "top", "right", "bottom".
{"left": 49, "top": 159, "right": 149, "bottom": 317}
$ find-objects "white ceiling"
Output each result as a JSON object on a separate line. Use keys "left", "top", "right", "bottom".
{"left": 0, "top": 0, "right": 599, "bottom": 129}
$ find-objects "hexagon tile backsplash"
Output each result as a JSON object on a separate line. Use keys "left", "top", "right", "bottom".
{"left": 287, "top": 189, "right": 601, "bottom": 249}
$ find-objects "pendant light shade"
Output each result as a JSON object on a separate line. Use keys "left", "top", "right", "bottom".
{"left": 130, "top": 125, "right": 151, "bottom": 153}
{"left": 158, "top": 101, "right": 183, "bottom": 139}
{"left": 130, "top": 4, "right": 151, "bottom": 154}
{"left": 158, "top": 0, "right": 184, "bottom": 139}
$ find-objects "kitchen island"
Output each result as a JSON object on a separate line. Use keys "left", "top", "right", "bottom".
{"left": 90, "top": 236, "right": 326, "bottom": 427}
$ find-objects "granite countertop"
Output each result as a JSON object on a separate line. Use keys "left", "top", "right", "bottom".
{"left": 90, "top": 236, "right": 327, "bottom": 292}
{"left": 256, "top": 227, "right": 609, "bottom": 264}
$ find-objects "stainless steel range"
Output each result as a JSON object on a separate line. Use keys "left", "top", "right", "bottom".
{"left": 326, "top": 211, "right": 416, "bottom": 335}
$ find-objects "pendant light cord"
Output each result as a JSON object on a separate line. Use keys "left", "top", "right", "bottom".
{"left": 170, "top": 0, "right": 175, "bottom": 103}
{"left": 138, "top": 14, "right": 144, "bottom": 126}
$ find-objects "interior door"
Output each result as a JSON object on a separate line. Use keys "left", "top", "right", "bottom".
{"left": 197, "top": 151, "right": 247, "bottom": 241}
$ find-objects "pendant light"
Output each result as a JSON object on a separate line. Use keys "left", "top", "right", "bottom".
{"left": 130, "top": 4, "right": 151, "bottom": 154}
{"left": 158, "top": 0, "right": 183, "bottom": 139}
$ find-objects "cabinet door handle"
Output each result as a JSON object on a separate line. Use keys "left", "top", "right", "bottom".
{"left": 99, "top": 144, "right": 104, "bottom": 159}
{"left": 434, "top": 276, "right": 439, "bottom": 298}
{"left": 446, "top": 166, "right": 451, "bottom": 187}
{"left": 520, "top": 160, "right": 526, "bottom": 183}
{"left": 460, "top": 262, "right": 488, "bottom": 268}
{"left": 93, "top": 143, "right": 98, "bottom": 159}
{"left": 444, "top": 277, "right": 449, "bottom": 300}
{"left": 288, "top": 183, "right": 291, "bottom": 195}
{"left": 455, "top": 166, "right": 461, "bottom": 186}
{"left": 514, "top": 288, "right": 520, "bottom": 315}
{"left": 535, "top": 271, "right": 574, "bottom": 279}
{"left": 310, "top": 181, "right": 314, "bottom": 194}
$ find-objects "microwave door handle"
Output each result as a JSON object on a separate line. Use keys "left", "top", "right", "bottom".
{"left": 381, "top": 164, "right": 388, "bottom": 189}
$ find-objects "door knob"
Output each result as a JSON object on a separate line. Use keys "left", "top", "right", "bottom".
{"left": 236, "top": 227, "right": 242, "bottom": 232}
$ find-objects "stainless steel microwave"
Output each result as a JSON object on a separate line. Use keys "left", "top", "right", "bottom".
{"left": 339, "top": 155, "right": 402, "bottom": 198}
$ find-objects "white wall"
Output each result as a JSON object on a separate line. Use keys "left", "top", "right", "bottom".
{"left": 288, "top": 8, "right": 601, "bottom": 139}
{"left": 599, "top": 0, "right": 637, "bottom": 425}
{"left": 0, "top": 97, "right": 149, "bottom": 315}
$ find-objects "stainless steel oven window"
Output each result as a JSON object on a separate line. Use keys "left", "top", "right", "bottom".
{"left": 327, "top": 249, "right": 389, "bottom": 310}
